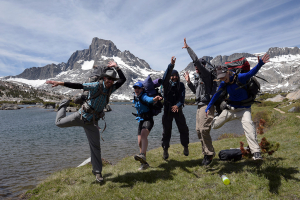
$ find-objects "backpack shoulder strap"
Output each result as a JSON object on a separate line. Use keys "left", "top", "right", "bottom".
{"left": 88, "top": 80, "right": 112, "bottom": 103}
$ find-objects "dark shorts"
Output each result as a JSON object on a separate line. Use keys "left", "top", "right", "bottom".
{"left": 138, "top": 119, "right": 154, "bottom": 135}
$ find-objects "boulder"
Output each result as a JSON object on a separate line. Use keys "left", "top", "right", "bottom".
{"left": 0, "top": 103, "right": 22, "bottom": 110}
{"left": 288, "top": 107, "right": 297, "bottom": 113}
{"left": 265, "top": 94, "right": 285, "bottom": 102}
{"left": 286, "top": 90, "right": 300, "bottom": 100}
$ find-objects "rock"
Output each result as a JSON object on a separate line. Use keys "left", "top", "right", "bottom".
{"left": 44, "top": 104, "right": 55, "bottom": 109}
{"left": 286, "top": 90, "right": 300, "bottom": 100}
{"left": 103, "top": 104, "right": 112, "bottom": 112}
{"left": 0, "top": 103, "right": 22, "bottom": 110}
{"left": 265, "top": 94, "right": 285, "bottom": 102}
{"left": 288, "top": 107, "right": 297, "bottom": 113}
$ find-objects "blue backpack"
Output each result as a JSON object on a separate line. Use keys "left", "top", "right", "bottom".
{"left": 139, "top": 75, "right": 163, "bottom": 116}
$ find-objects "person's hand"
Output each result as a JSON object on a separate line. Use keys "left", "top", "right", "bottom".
{"left": 46, "top": 80, "right": 61, "bottom": 87}
{"left": 107, "top": 60, "right": 117, "bottom": 68}
{"left": 258, "top": 54, "right": 270, "bottom": 64}
{"left": 153, "top": 96, "right": 163, "bottom": 102}
{"left": 171, "top": 105, "right": 179, "bottom": 112}
{"left": 171, "top": 56, "right": 176, "bottom": 65}
{"left": 206, "top": 110, "right": 210, "bottom": 117}
{"left": 182, "top": 38, "right": 189, "bottom": 49}
{"left": 183, "top": 71, "right": 190, "bottom": 83}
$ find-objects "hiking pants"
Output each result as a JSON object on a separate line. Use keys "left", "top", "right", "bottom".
{"left": 211, "top": 107, "right": 261, "bottom": 153}
{"left": 196, "top": 105, "right": 215, "bottom": 156}
{"left": 55, "top": 107, "right": 102, "bottom": 174}
{"left": 161, "top": 109, "right": 189, "bottom": 149}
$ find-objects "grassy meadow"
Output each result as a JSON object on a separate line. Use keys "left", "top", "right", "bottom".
{"left": 22, "top": 102, "right": 300, "bottom": 200}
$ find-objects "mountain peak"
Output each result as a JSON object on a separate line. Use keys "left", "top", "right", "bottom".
{"left": 267, "top": 47, "right": 300, "bottom": 58}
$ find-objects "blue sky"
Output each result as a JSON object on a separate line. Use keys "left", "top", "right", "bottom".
{"left": 0, "top": 0, "right": 300, "bottom": 77}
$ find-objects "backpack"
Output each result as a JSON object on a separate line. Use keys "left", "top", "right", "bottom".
{"left": 134, "top": 75, "right": 163, "bottom": 117}
{"left": 203, "top": 60, "right": 224, "bottom": 113}
{"left": 218, "top": 149, "right": 242, "bottom": 162}
{"left": 204, "top": 60, "right": 219, "bottom": 96}
{"left": 224, "top": 57, "right": 250, "bottom": 73}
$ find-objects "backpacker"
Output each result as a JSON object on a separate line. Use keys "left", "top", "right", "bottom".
{"left": 73, "top": 65, "right": 114, "bottom": 135}
{"left": 217, "top": 57, "right": 265, "bottom": 108}
{"left": 133, "top": 75, "right": 163, "bottom": 117}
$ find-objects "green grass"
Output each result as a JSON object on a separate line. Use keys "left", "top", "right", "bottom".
{"left": 23, "top": 105, "right": 300, "bottom": 200}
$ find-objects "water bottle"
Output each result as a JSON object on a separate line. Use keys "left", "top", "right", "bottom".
{"left": 221, "top": 175, "right": 230, "bottom": 185}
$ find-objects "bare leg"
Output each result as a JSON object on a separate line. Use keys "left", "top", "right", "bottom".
{"left": 140, "top": 129, "right": 150, "bottom": 155}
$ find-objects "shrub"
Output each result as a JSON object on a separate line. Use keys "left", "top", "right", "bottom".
{"left": 259, "top": 137, "right": 280, "bottom": 155}
{"left": 251, "top": 110, "right": 281, "bottom": 128}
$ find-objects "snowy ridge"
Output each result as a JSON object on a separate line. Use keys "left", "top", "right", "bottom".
{"left": 2, "top": 41, "right": 300, "bottom": 99}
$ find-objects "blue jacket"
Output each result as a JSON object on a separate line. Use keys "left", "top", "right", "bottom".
{"left": 133, "top": 92, "right": 154, "bottom": 122}
{"left": 205, "top": 59, "right": 265, "bottom": 112}
{"left": 162, "top": 63, "right": 185, "bottom": 109}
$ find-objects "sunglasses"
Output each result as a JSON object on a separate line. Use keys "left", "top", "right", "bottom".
{"left": 133, "top": 86, "right": 142, "bottom": 89}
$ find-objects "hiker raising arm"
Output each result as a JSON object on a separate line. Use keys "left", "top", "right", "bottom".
{"left": 182, "top": 37, "right": 217, "bottom": 166}
{"left": 205, "top": 54, "right": 270, "bottom": 117}
{"left": 45, "top": 60, "right": 126, "bottom": 183}
{"left": 204, "top": 54, "right": 270, "bottom": 161}
{"left": 160, "top": 56, "right": 190, "bottom": 160}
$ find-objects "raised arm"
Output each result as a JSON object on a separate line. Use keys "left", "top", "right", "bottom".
{"left": 107, "top": 60, "right": 127, "bottom": 89}
{"left": 238, "top": 54, "right": 270, "bottom": 84}
{"left": 162, "top": 56, "right": 176, "bottom": 88}
{"left": 183, "top": 71, "right": 196, "bottom": 94}
{"left": 183, "top": 38, "right": 210, "bottom": 78}
{"left": 114, "top": 68, "right": 126, "bottom": 89}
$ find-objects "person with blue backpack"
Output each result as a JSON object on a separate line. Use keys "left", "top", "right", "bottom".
{"left": 132, "top": 81, "right": 162, "bottom": 170}
{"left": 205, "top": 54, "right": 270, "bottom": 160}
{"left": 161, "top": 56, "right": 189, "bottom": 160}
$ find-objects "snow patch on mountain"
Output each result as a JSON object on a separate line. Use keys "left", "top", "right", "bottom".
{"left": 81, "top": 60, "right": 95, "bottom": 70}
{"left": 5, "top": 78, "right": 46, "bottom": 87}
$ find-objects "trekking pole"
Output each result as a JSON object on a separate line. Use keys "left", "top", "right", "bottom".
{"left": 254, "top": 75, "right": 269, "bottom": 83}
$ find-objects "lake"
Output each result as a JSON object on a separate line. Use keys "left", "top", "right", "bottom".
{"left": 0, "top": 104, "right": 244, "bottom": 199}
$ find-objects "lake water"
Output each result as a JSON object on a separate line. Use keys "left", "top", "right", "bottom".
{"left": 0, "top": 104, "right": 244, "bottom": 199}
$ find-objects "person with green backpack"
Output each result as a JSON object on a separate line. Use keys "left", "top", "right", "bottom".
{"left": 46, "top": 60, "right": 126, "bottom": 183}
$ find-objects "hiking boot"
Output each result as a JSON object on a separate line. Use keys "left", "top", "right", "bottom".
{"left": 58, "top": 99, "right": 71, "bottom": 111}
{"left": 134, "top": 153, "right": 147, "bottom": 164}
{"left": 252, "top": 152, "right": 263, "bottom": 160}
{"left": 183, "top": 146, "right": 189, "bottom": 156}
{"left": 202, "top": 155, "right": 214, "bottom": 166}
{"left": 138, "top": 163, "right": 150, "bottom": 170}
{"left": 95, "top": 173, "right": 103, "bottom": 183}
{"left": 163, "top": 148, "right": 169, "bottom": 160}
